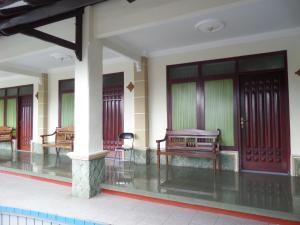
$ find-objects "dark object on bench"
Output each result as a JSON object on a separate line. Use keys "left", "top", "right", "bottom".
{"left": 156, "top": 129, "right": 220, "bottom": 174}
{"left": 41, "top": 127, "right": 74, "bottom": 155}
{"left": 0, "top": 127, "right": 13, "bottom": 151}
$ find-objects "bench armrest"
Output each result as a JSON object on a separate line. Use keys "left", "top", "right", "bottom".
{"left": 40, "top": 131, "right": 56, "bottom": 144}
{"left": 156, "top": 137, "right": 166, "bottom": 144}
{"left": 156, "top": 136, "right": 166, "bottom": 153}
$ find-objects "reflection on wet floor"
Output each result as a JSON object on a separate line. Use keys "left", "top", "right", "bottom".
{"left": 0, "top": 150, "right": 299, "bottom": 218}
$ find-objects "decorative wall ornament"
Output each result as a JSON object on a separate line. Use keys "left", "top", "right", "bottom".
{"left": 126, "top": 82, "right": 134, "bottom": 92}
{"left": 296, "top": 69, "right": 300, "bottom": 76}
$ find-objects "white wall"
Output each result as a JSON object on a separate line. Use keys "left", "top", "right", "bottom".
{"left": 148, "top": 33, "right": 300, "bottom": 172}
{"left": 0, "top": 75, "right": 40, "bottom": 143}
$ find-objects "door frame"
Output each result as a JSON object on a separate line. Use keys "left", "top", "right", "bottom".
{"left": 103, "top": 72, "right": 124, "bottom": 151}
{"left": 17, "top": 94, "right": 33, "bottom": 150}
{"left": 237, "top": 51, "right": 290, "bottom": 173}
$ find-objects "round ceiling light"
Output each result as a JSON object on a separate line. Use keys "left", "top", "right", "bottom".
{"left": 195, "top": 19, "right": 225, "bottom": 33}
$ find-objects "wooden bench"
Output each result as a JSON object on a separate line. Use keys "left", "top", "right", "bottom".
{"left": 41, "top": 127, "right": 74, "bottom": 155}
{"left": 156, "top": 129, "right": 221, "bottom": 174}
{"left": 0, "top": 127, "right": 13, "bottom": 151}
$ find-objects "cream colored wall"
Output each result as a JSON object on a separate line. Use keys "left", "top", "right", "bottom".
{"left": 148, "top": 34, "right": 300, "bottom": 172}
{"left": 0, "top": 75, "right": 40, "bottom": 145}
{"left": 47, "top": 60, "right": 135, "bottom": 142}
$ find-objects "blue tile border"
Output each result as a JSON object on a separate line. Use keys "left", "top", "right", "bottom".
{"left": 0, "top": 205, "right": 108, "bottom": 225}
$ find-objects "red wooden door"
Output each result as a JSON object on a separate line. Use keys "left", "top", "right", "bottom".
{"left": 18, "top": 95, "right": 33, "bottom": 151}
{"left": 103, "top": 86, "right": 124, "bottom": 150}
{"left": 240, "top": 72, "right": 289, "bottom": 173}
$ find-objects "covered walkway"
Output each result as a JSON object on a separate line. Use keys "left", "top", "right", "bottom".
{"left": 0, "top": 150, "right": 299, "bottom": 224}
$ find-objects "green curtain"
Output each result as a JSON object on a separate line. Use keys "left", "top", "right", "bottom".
{"left": 205, "top": 79, "right": 234, "bottom": 146}
{"left": 61, "top": 93, "right": 74, "bottom": 127}
{"left": 0, "top": 99, "right": 4, "bottom": 127}
{"left": 6, "top": 98, "right": 17, "bottom": 129}
{"left": 172, "top": 82, "right": 197, "bottom": 130}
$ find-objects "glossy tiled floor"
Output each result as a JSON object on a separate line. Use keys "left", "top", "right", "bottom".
{"left": 0, "top": 150, "right": 299, "bottom": 222}
{"left": 0, "top": 173, "right": 276, "bottom": 225}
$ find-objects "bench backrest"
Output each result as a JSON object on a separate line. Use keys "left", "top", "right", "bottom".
{"left": 165, "top": 129, "right": 220, "bottom": 152}
{"left": 0, "top": 127, "right": 13, "bottom": 141}
{"left": 55, "top": 127, "right": 74, "bottom": 145}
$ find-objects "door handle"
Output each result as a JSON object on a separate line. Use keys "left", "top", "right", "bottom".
{"left": 241, "top": 117, "right": 248, "bottom": 128}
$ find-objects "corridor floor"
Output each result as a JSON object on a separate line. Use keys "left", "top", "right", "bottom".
{"left": 0, "top": 173, "right": 276, "bottom": 225}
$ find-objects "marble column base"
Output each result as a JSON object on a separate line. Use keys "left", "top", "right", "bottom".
{"left": 68, "top": 151, "right": 108, "bottom": 198}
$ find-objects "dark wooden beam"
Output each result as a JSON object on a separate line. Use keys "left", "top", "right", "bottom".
{"left": 20, "top": 28, "right": 76, "bottom": 51}
{"left": 75, "top": 12, "right": 83, "bottom": 61}
{"left": 0, "top": 0, "right": 108, "bottom": 35}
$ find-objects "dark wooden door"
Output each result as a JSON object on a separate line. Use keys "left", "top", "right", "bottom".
{"left": 103, "top": 86, "right": 124, "bottom": 150}
{"left": 18, "top": 95, "right": 33, "bottom": 151}
{"left": 240, "top": 72, "right": 289, "bottom": 173}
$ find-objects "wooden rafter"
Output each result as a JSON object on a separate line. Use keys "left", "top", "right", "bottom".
{"left": 20, "top": 9, "right": 83, "bottom": 61}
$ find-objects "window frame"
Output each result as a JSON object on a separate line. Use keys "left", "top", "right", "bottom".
{"left": 58, "top": 79, "right": 75, "bottom": 128}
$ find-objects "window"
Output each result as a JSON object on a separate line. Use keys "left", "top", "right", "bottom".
{"left": 171, "top": 82, "right": 197, "bottom": 130}
{"left": 59, "top": 79, "right": 75, "bottom": 128}
{"left": 167, "top": 51, "right": 286, "bottom": 149}
{"left": 204, "top": 79, "right": 234, "bottom": 146}
{"left": 0, "top": 99, "right": 4, "bottom": 126}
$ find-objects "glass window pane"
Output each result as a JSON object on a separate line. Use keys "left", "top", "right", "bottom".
{"left": 202, "top": 60, "right": 235, "bottom": 76}
{"left": 103, "top": 73, "right": 124, "bottom": 88}
{"left": 0, "top": 99, "right": 4, "bottom": 127}
{"left": 169, "top": 64, "right": 198, "bottom": 80}
{"left": 61, "top": 93, "right": 74, "bottom": 128}
{"left": 172, "top": 82, "right": 197, "bottom": 130}
{"left": 7, "top": 88, "right": 17, "bottom": 96}
{"left": 0, "top": 89, "right": 5, "bottom": 97}
{"left": 239, "top": 54, "right": 284, "bottom": 72}
{"left": 60, "top": 79, "right": 74, "bottom": 92}
{"left": 205, "top": 79, "right": 234, "bottom": 146}
{"left": 6, "top": 98, "right": 17, "bottom": 129}
{"left": 19, "top": 86, "right": 33, "bottom": 96}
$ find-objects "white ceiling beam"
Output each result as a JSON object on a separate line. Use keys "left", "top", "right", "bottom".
{"left": 102, "top": 38, "right": 141, "bottom": 65}
{"left": 94, "top": 0, "right": 250, "bottom": 38}
{"left": 0, "top": 64, "right": 42, "bottom": 78}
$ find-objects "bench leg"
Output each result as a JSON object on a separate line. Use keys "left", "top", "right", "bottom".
{"left": 157, "top": 153, "right": 160, "bottom": 171}
{"left": 10, "top": 141, "right": 13, "bottom": 152}
{"left": 213, "top": 159, "right": 216, "bottom": 175}
{"left": 166, "top": 155, "right": 169, "bottom": 167}
{"left": 55, "top": 148, "right": 60, "bottom": 156}
{"left": 218, "top": 156, "right": 221, "bottom": 173}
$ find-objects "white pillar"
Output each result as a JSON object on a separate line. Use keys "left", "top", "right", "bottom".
{"left": 68, "top": 6, "right": 107, "bottom": 198}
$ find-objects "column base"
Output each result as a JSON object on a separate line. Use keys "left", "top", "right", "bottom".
{"left": 68, "top": 151, "right": 108, "bottom": 198}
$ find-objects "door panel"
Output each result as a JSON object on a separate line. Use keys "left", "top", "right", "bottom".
{"left": 240, "top": 73, "right": 288, "bottom": 173}
{"left": 103, "top": 86, "right": 124, "bottom": 151}
{"left": 18, "top": 95, "right": 33, "bottom": 151}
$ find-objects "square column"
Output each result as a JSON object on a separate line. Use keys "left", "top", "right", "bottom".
{"left": 67, "top": 7, "right": 107, "bottom": 198}
{"left": 134, "top": 57, "right": 150, "bottom": 164}
{"left": 32, "top": 73, "right": 48, "bottom": 153}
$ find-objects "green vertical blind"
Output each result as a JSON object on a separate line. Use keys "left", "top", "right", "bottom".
{"left": 6, "top": 98, "right": 17, "bottom": 129}
{"left": 172, "top": 82, "right": 197, "bottom": 130}
{"left": 61, "top": 93, "right": 74, "bottom": 127}
{"left": 0, "top": 99, "right": 4, "bottom": 126}
{"left": 204, "top": 79, "right": 234, "bottom": 146}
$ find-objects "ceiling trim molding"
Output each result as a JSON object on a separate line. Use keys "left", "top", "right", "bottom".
{"left": 149, "top": 27, "right": 300, "bottom": 58}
